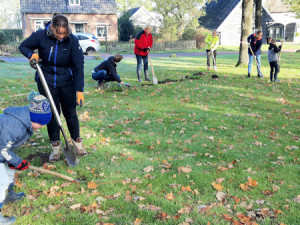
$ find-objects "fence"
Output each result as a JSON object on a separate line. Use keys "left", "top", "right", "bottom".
{"left": 0, "top": 44, "right": 20, "bottom": 54}
{"left": 106, "top": 40, "right": 196, "bottom": 52}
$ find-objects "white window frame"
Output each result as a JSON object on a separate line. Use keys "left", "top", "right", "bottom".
{"left": 69, "top": 0, "right": 80, "bottom": 6}
{"left": 96, "top": 24, "right": 109, "bottom": 39}
{"left": 34, "top": 20, "right": 50, "bottom": 32}
{"left": 74, "top": 23, "right": 85, "bottom": 33}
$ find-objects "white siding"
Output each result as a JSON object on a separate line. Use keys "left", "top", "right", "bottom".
{"left": 218, "top": 2, "right": 243, "bottom": 46}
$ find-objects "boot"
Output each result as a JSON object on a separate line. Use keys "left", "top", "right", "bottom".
{"left": 3, "top": 183, "right": 25, "bottom": 205}
{"left": 247, "top": 73, "right": 250, "bottom": 78}
{"left": 136, "top": 71, "right": 141, "bottom": 82}
{"left": 144, "top": 70, "right": 151, "bottom": 81}
{"left": 0, "top": 209, "right": 16, "bottom": 225}
{"left": 72, "top": 138, "right": 87, "bottom": 156}
{"left": 49, "top": 141, "right": 61, "bottom": 162}
{"left": 97, "top": 80, "right": 106, "bottom": 90}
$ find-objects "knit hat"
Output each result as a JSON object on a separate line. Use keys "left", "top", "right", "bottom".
{"left": 28, "top": 91, "right": 52, "bottom": 125}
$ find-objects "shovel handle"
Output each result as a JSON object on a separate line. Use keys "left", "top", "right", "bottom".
{"left": 35, "top": 64, "right": 62, "bottom": 127}
{"left": 148, "top": 54, "right": 155, "bottom": 77}
{"left": 29, "top": 165, "right": 76, "bottom": 182}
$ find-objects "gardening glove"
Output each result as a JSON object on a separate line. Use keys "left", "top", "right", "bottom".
{"left": 8, "top": 160, "right": 30, "bottom": 171}
{"left": 29, "top": 53, "right": 39, "bottom": 69}
{"left": 147, "top": 47, "right": 151, "bottom": 52}
{"left": 77, "top": 92, "right": 84, "bottom": 107}
{"left": 143, "top": 48, "right": 148, "bottom": 52}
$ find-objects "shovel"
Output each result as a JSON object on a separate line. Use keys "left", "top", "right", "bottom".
{"left": 278, "top": 40, "right": 284, "bottom": 73}
{"left": 148, "top": 54, "right": 158, "bottom": 85}
{"left": 210, "top": 45, "right": 217, "bottom": 71}
{"left": 35, "top": 63, "right": 79, "bottom": 167}
{"left": 249, "top": 45, "right": 263, "bottom": 78}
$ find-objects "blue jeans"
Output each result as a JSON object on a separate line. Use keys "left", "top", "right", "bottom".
{"left": 92, "top": 70, "right": 120, "bottom": 85}
{"left": 248, "top": 54, "right": 261, "bottom": 74}
{"left": 136, "top": 55, "right": 148, "bottom": 72}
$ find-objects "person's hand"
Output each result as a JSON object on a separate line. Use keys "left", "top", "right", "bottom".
{"left": 247, "top": 42, "right": 250, "bottom": 48}
{"left": 124, "top": 83, "right": 131, "bottom": 87}
{"left": 29, "top": 53, "right": 39, "bottom": 69}
{"left": 147, "top": 47, "right": 151, "bottom": 52}
{"left": 8, "top": 160, "right": 30, "bottom": 171}
{"left": 77, "top": 92, "right": 84, "bottom": 107}
{"left": 143, "top": 48, "right": 148, "bottom": 52}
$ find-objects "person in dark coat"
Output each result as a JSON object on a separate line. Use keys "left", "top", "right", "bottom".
{"left": 0, "top": 92, "right": 52, "bottom": 224}
{"left": 19, "top": 14, "right": 87, "bottom": 162}
{"left": 247, "top": 30, "right": 263, "bottom": 78}
{"left": 268, "top": 39, "right": 283, "bottom": 82}
{"left": 134, "top": 26, "right": 153, "bottom": 82}
{"left": 92, "top": 54, "right": 130, "bottom": 89}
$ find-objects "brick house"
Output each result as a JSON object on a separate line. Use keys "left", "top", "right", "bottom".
{"left": 20, "top": 0, "right": 118, "bottom": 41}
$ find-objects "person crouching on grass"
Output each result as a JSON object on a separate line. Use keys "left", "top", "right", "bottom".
{"left": 92, "top": 54, "right": 130, "bottom": 90}
{"left": 0, "top": 91, "right": 52, "bottom": 224}
{"left": 268, "top": 39, "right": 283, "bottom": 82}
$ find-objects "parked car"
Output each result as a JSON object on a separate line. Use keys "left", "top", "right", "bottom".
{"left": 74, "top": 33, "right": 100, "bottom": 55}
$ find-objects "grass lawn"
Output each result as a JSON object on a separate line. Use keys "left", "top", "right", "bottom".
{"left": 0, "top": 52, "right": 299, "bottom": 225}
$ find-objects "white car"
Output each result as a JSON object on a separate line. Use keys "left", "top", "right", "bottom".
{"left": 74, "top": 33, "right": 100, "bottom": 55}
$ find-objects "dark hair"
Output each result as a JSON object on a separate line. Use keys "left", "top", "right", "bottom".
{"left": 256, "top": 30, "right": 262, "bottom": 35}
{"left": 114, "top": 54, "right": 123, "bottom": 62}
{"left": 51, "top": 15, "right": 71, "bottom": 36}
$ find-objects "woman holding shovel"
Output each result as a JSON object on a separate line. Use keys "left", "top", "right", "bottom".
{"left": 19, "top": 14, "right": 87, "bottom": 163}
{"left": 247, "top": 30, "right": 263, "bottom": 78}
{"left": 205, "top": 30, "right": 219, "bottom": 71}
{"left": 134, "top": 25, "right": 153, "bottom": 82}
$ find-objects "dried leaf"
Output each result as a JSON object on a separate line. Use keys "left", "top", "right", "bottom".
{"left": 211, "top": 182, "right": 224, "bottom": 191}
{"left": 70, "top": 203, "right": 82, "bottom": 210}
{"left": 166, "top": 192, "right": 174, "bottom": 200}
{"left": 143, "top": 166, "right": 154, "bottom": 172}
{"left": 181, "top": 186, "right": 192, "bottom": 192}
{"left": 216, "top": 192, "right": 226, "bottom": 201}
{"left": 87, "top": 182, "right": 97, "bottom": 190}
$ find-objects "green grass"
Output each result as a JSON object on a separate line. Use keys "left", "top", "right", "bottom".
{"left": 0, "top": 52, "right": 299, "bottom": 225}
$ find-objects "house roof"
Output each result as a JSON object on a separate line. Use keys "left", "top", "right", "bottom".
{"left": 126, "top": 7, "right": 140, "bottom": 17}
{"left": 199, "top": 0, "right": 241, "bottom": 30}
{"left": 20, "top": 0, "right": 117, "bottom": 15}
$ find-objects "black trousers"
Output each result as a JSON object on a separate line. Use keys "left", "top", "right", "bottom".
{"left": 269, "top": 61, "right": 279, "bottom": 81}
{"left": 206, "top": 49, "right": 217, "bottom": 67}
{"left": 37, "top": 83, "right": 80, "bottom": 142}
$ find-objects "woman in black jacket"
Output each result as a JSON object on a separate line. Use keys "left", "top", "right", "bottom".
{"left": 19, "top": 15, "right": 87, "bottom": 162}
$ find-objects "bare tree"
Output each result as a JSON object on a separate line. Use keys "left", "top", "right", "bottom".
{"left": 255, "top": 0, "right": 262, "bottom": 30}
{"left": 236, "top": 0, "right": 254, "bottom": 67}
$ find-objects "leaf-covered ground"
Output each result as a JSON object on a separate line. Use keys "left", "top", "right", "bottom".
{"left": 0, "top": 52, "right": 299, "bottom": 225}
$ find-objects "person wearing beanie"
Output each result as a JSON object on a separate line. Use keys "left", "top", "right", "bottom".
{"left": 0, "top": 91, "right": 52, "bottom": 224}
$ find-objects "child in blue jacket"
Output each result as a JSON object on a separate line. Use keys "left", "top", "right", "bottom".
{"left": 0, "top": 92, "right": 52, "bottom": 224}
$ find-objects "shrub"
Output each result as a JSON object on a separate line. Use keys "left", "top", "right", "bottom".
{"left": 182, "top": 28, "right": 198, "bottom": 40}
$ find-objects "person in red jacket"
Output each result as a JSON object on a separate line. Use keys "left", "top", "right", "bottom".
{"left": 134, "top": 26, "right": 153, "bottom": 82}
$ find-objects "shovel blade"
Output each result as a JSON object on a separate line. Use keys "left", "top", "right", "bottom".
{"left": 153, "top": 76, "right": 158, "bottom": 85}
{"left": 63, "top": 146, "right": 79, "bottom": 167}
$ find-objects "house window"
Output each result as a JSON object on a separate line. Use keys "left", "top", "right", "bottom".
{"left": 34, "top": 20, "right": 50, "bottom": 31}
{"left": 75, "top": 24, "right": 84, "bottom": 33}
{"left": 97, "top": 25, "right": 108, "bottom": 38}
{"left": 69, "top": 0, "right": 80, "bottom": 6}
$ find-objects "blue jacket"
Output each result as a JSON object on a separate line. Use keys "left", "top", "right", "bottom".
{"left": 19, "top": 27, "right": 84, "bottom": 92}
{"left": 93, "top": 56, "right": 122, "bottom": 83}
{"left": 248, "top": 34, "right": 263, "bottom": 56}
{"left": 0, "top": 107, "right": 33, "bottom": 167}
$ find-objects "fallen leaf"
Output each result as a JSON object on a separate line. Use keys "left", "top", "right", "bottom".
{"left": 70, "top": 203, "right": 82, "bottom": 210}
{"left": 87, "top": 182, "right": 97, "bottom": 190}
{"left": 178, "top": 207, "right": 192, "bottom": 214}
{"left": 293, "top": 195, "right": 300, "bottom": 203}
{"left": 166, "top": 192, "right": 174, "bottom": 200}
{"left": 181, "top": 186, "right": 192, "bottom": 192}
{"left": 211, "top": 182, "right": 224, "bottom": 191}
{"left": 143, "top": 166, "right": 154, "bottom": 172}
{"left": 134, "top": 218, "right": 142, "bottom": 225}
{"left": 216, "top": 192, "right": 226, "bottom": 201}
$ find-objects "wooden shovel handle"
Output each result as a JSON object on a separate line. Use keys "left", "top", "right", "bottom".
{"left": 29, "top": 165, "right": 76, "bottom": 182}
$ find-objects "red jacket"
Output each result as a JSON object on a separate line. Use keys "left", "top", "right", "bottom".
{"left": 134, "top": 30, "right": 153, "bottom": 56}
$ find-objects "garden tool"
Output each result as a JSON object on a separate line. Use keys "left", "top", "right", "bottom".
{"left": 210, "top": 45, "right": 217, "bottom": 71}
{"left": 29, "top": 165, "right": 82, "bottom": 182}
{"left": 148, "top": 54, "right": 158, "bottom": 85}
{"left": 35, "top": 63, "right": 79, "bottom": 167}
{"left": 249, "top": 45, "right": 263, "bottom": 78}
{"left": 278, "top": 40, "right": 284, "bottom": 73}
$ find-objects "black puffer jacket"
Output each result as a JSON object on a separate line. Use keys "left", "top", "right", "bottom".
{"left": 19, "top": 27, "right": 84, "bottom": 92}
{"left": 93, "top": 56, "right": 121, "bottom": 83}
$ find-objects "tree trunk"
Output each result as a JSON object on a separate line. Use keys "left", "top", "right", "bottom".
{"left": 236, "top": 0, "right": 254, "bottom": 67}
{"left": 255, "top": 0, "right": 262, "bottom": 30}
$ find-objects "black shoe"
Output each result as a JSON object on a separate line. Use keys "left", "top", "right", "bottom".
{"left": 247, "top": 73, "right": 250, "bottom": 78}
